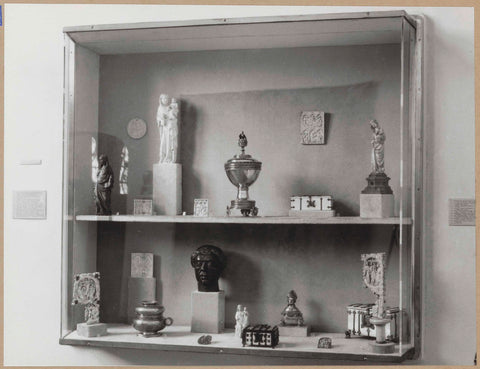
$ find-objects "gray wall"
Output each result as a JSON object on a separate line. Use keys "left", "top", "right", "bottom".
{"left": 99, "top": 45, "right": 402, "bottom": 216}
{"left": 97, "top": 44, "right": 407, "bottom": 332}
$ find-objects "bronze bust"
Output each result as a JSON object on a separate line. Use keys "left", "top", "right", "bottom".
{"left": 190, "top": 245, "right": 226, "bottom": 292}
{"left": 280, "top": 290, "right": 304, "bottom": 326}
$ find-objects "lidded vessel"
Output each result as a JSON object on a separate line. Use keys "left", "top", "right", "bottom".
{"left": 224, "top": 132, "right": 262, "bottom": 216}
{"left": 133, "top": 300, "right": 173, "bottom": 337}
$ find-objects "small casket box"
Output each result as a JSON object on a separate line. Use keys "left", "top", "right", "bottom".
{"left": 242, "top": 324, "right": 279, "bottom": 348}
{"left": 347, "top": 303, "right": 408, "bottom": 342}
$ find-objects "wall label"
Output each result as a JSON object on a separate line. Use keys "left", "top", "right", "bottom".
{"left": 13, "top": 191, "right": 47, "bottom": 219}
{"left": 449, "top": 198, "right": 475, "bottom": 226}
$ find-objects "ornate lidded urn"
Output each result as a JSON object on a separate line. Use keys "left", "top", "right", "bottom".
{"left": 224, "top": 132, "right": 262, "bottom": 216}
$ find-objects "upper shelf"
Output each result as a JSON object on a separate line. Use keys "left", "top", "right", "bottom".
{"left": 75, "top": 215, "right": 412, "bottom": 225}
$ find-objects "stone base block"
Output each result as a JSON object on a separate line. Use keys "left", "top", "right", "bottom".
{"left": 77, "top": 322, "right": 107, "bottom": 337}
{"left": 288, "top": 210, "right": 335, "bottom": 218}
{"left": 278, "top": 325, "right": 311, "bottom": 337}
{"left": 191, "top": 291, "right": 225, "bottom": 333}
{"left": 369, "top": 341, "right": 396, "bottom": 354}
{"left": 153, "top": 163, "right": 182, "bottom": 215}
{"left": 360, "top": 194, "right": 394, "bottom": 218}
{"left": 127, "top": 277, "right": 156, "bottom": 323}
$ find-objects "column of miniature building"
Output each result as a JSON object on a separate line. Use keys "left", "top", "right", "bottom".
{"left": 72, "top": 272, "right": 108, "bottom": 337}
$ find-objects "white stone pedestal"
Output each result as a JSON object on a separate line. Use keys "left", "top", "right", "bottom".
{"left": 360, "top": 194, "right": 394, "bottom": 218}
{"left": 191, "top": 291, "right": 225, "bottom": 333}
{"left": 77, "top": 322, "right": 108, "bottom": 337}
{"left": 127, "top": 277, "right": 156, "bottom": 323}
{"left": 278, "top": 325, "right": 311, "bottom": 337}
{"left": 153, "top": 163, "right": 182, "bottom": 215}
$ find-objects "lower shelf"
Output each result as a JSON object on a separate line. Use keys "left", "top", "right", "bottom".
{"left": 60, "top": 324, "right": 414, "bottom": 363}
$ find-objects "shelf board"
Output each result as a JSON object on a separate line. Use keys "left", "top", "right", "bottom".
{"left": 75, "top": 214, "right": 412, "bottom": 225}
{"left": 60, "top": 324, "right": 414, "bottom": 363}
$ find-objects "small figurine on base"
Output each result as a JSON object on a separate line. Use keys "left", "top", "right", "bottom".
{"left": 279, "top": 290, "right": 310, "bottom": 337}
{"left": 72, "top": 272, "right": 107, "bottom": 337}
{"left": 94, "top": 154, "right": 114, "bottom": 215}
{"left": 360, "top": 120, "right": 394, "bottom": 218}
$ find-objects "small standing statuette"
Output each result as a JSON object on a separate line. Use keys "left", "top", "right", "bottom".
{"left": 94, "top": 154, "right": 114, "bottom": 215}
{"left": 317, "top": 337, "right": 332, "bottom": 348}
{"left": 345, "top": 330, "right": 352, "bottom": 338}
{"left": 235, "top": 305, "right": 243, "bottom": 337}
{"left": 280, "top": 290, "right": 304, "bottom": 326}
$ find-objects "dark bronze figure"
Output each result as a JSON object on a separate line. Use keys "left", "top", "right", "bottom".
{"left": 190, "top": 245, "right": 226, "bottom": 292}
{"left": 95, "top": 154, "right": 114, "bottom": 215}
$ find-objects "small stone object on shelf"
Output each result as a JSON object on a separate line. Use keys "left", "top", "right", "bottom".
{"left": 72, "top": 272, "right": 107, "bottom": 337}
{"left": 317, "top": 337, "right": 332, "bottom": 348}
{"left": 194, "top": 199, "right": 209, "bottom": 217}
{"left": 345, "top": 330, "right": 351, "bottom": 338}
{"left": 190, "top": 245, "right": 226, "bottom": 293}
{"left": 94, "top": 154, "right": 114, "bottom": 215}
{"left": 197, "top": 335, "right": 212, "bottom": 345}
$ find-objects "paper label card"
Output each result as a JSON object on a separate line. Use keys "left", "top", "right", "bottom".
{"left": 13, "top": 191, "right": 47, "bottom": 219}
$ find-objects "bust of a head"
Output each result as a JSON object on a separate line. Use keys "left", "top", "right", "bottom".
{"left": 190, "top": 245, "right": 226, "bottom": 292}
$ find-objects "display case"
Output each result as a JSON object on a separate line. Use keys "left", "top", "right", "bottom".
{"left": 60, "top": 11, "right": 423, "bottom": 363}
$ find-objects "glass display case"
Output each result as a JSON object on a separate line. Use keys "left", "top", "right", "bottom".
{"left": 60, "top": 10, "right": 423, "bottom": 363}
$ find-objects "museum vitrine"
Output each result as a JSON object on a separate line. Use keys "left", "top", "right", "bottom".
{"left": 60, "top": 11, "right": 423, "bottom": 363}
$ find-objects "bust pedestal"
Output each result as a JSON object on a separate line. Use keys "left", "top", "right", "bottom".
{"left": 360, "top": 172, "right": 394, "bottom": 218}
{"left": 77, "top": 322, "right": 107, "bottom": 337}
{"left": 191, "top": 291, "right": 225, "bottom": 333}
{"left": 127, "top": 277, "right": 156, "bottom": 323}
{"left": 278, "top": 325, "right": 310, "bottom": 337}
{"left": 153, "top": 163, "right": 182, "bottom": 215}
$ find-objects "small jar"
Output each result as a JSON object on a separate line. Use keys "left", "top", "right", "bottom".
{"left": 133, "top": 300, "right": 173, "bottom": 337}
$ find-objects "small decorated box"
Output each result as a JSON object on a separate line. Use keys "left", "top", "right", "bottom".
{"left": 347, "top": 303, "right": 408, "bottom": 342}
{"left": 242, "top": 324, "right": 279, "bottom": 348}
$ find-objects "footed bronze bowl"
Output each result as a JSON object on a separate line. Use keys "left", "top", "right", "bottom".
{"left": 224, "top": 132, "right": 262, "bottom": 216}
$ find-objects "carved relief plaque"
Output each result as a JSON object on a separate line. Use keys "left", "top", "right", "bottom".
{"left": 131, "top": 253, "right": 154, "bottom": 278}
{"left": 72, "top": 272, "right": 101, "bottom": 324}
{"left": 194, "top": 199, "right": 209, "bottom": 217}
{"left": 301, "top": 111, "right": 325, "bottom": 145}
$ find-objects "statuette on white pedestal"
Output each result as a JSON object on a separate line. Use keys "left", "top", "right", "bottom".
{"left": 157, "top": 94, "right": 180, "bottom": 164}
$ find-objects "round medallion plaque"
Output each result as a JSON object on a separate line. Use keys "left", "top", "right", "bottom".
{"left": 127, "top": 118, "right": 147, "bottom": 139}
